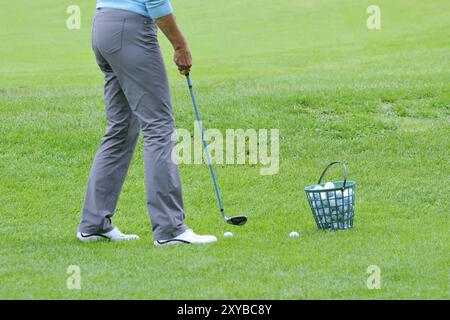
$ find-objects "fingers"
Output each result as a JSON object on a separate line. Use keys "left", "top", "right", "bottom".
{"left": 177, "top": 58, "right": 192, "bottom": 74}
{"left": 178, "top": 62, "right": 191, "bottom": 74}
{"left": 174, "top": 48, "right": 192, "bottom": 75}
{"left": 179, "top": 67, "right": 190, "bottom": 75}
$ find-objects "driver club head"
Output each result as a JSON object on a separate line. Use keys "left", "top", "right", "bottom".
{"left": 221, "top": 209, "right": 247, "bottom": 226}
{"left": 225, "top": 215, "right": 248, "bottom": 226}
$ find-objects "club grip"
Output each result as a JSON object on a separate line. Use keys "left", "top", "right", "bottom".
{"left": 185, "top": 73, "right": 192, "bottom": 88}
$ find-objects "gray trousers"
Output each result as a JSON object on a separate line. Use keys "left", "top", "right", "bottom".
{"left": 78, "top": 8, "right": 186, "bottom": 240}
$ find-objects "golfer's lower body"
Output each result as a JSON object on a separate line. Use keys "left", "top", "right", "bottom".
{"left": 77, "top": 8, "right": 216, "bottom": 246}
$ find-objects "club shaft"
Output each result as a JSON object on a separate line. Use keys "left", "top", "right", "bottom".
{"left": 186, "top": 75, "right": 224, "bottom": 212}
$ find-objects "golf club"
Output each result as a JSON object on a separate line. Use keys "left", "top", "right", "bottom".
{"left": 185, "top": 74, "right": 247, "bottom": 226}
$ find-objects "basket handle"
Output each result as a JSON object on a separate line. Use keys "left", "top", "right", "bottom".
{"left": 318, "top": 161, "right": 348, "bottom": 190}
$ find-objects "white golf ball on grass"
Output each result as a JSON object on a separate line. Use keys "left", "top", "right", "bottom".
{"left": 223, "top": 232, "right": 233, "bottom": 237}
{"left": 289, "top": 231, "right": 299, "bottom": 238}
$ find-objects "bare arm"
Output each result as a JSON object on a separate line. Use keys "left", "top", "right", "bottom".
{"left": 155, "top": 14, "right": 192, "bottom": 75}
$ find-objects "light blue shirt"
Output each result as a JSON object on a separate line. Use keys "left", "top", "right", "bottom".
{"left": 96, "top": 0, "right": 173, "bottom": 19}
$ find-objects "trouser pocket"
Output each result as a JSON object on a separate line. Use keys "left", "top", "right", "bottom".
{"left": 93, "top": 17, "right": 125, "bottom": 55}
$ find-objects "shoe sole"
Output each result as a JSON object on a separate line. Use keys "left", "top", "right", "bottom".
{"left": 154, "top": 238, "right": 217, "bottom": 247}
{"left": 154, "top": 239, "right": 191, "bottom": 246}
{"left": 77, "top": 233, "right": 139, "bottom": 243}
{"left": 77, "top": 233, "right": 110, "bottom": 243}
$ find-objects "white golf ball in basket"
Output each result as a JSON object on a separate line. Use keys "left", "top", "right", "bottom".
{"left": 223, "top": 232, "right": 233, "bottom": 237}
{"left": 289, "top": 231, "right": 299, "bottom": 238}
{"left": 323, "top": 182, "right": 335, "bottom": 189}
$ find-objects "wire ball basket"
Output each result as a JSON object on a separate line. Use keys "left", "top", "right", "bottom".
{"left": 304, "top": 161, "right": 356, "bottom": 230}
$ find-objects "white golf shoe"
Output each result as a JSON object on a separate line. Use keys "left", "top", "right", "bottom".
{"left": 77, "top": 227, "right": 139, "bottom": 242}
{"left": 154, "top": 229, "right": 217, "bottom": 246}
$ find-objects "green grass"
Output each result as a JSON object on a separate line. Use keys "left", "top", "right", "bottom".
{"left": 0, "top": 0, "right": 449, "bottom": 299}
